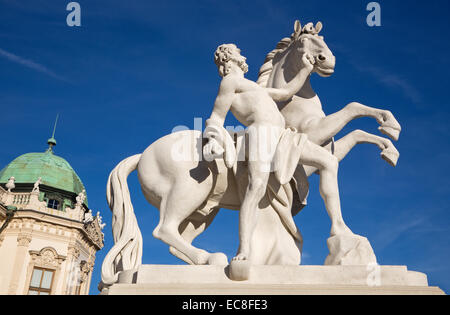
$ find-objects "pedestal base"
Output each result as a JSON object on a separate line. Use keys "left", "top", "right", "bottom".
{"left": 101, "top": 265, "right": 445, "bottom": 295}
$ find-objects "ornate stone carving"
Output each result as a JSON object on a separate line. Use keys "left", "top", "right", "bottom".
{"left": 79, "top": 260, "right": 94, "bottom": 283}
{"left": 83, "top": 209, "right": 93, "bottom": 224}
{"left": 29, "top": 247, "right": 66, "bottom": 269}
{"left": 75, "top": 190, "right": 86, "bottom": 207}
{"left": 17, "top": 233, "right": 32, "bottom": 247}
{"left": 84, "top": 217, "right": 104, "bottom": 249}
{"left": 96, "top": 212, "right": 106, "bottom": 229}
{"left": 68, "top": 245, "right": 80, "bottom": 259}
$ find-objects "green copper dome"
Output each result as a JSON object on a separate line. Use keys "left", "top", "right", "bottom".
{"left": 0, "top": 147, "right": 87, "bottom": 206}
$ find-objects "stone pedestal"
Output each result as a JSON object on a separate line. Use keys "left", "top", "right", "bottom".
{"left": 101, "top": 265, "right": 445, "bottom": 295}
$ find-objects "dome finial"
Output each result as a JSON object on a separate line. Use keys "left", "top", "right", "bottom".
{"left": 47, "top": 114, "right": 59, "bottom": 153}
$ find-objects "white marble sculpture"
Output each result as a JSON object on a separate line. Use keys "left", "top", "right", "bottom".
{"left": 6, "top": 176, "right": 15, "bottom": 193}
{"left": 101, "top": 20, "right": 402, "bottom": 287}
{"left": 84, "top": 209, "right": 94, "bottom": 224}
{"left": 32, "top": 177, "right": 42, "bottom": 193}
{"left": 205, "top": 43, "right": 353, "bottom": 263}
{"left": 76, "top": 189, "right": 86, "bottom": 207}
{"left": 97, "top": 211, "right": 106, "bottom": 229}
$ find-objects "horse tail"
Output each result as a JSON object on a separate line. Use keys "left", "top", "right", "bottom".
{"left": 101, "top": 154, "right": 143, "bottom": 287}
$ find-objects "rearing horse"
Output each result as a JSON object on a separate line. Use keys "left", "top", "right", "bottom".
{"left": 258, "top": 20, "right": 401, "bottom": 171}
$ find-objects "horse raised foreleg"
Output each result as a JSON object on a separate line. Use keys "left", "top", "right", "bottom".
{"left": 302, "top": 102, "right": 401, "bottom": 145}
{"left": 304, "top": 130, "right": 400, "bottom": 177}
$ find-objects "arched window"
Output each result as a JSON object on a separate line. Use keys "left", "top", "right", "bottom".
{"left": 47, "top": 199, "right": 60, "bottom": 210}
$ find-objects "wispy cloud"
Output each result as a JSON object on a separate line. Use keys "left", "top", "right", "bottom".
{"left": 350, "top": 61, "right": 422, "bottom": 106}
{"left": 332, "top": 44, "right": 423, "bottom": 106}
{"left": 0, "top": 47, "right": 67, "bottom": 82}
{"left": 371, "top": 211, "right": 449, "bottom": 252}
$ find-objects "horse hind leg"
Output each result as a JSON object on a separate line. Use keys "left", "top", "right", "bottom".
{"left": 153, "top": 183, "right": 214, "bottom": 265}
{"left": 169, "top": 208, "right": 228, "bottom": 265}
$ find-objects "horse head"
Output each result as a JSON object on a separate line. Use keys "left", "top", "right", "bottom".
{"left": 258, "top": 20, "right": 336, "bottom": 87}
{"left": 290, "top": 20, "right": 336, "bottom": 77}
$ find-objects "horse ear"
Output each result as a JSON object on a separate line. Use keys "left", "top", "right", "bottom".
{"left": 294, "top": 20, "right": 302, "bottom": 35}
{"left": 315, "top": 21, "right": 323, "bottom": 34}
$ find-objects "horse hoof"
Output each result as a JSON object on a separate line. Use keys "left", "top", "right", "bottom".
{"left": 381, "top": 148, "right": 399, "bottom": 167}
{"left": 208, "top": 253, "right": 228, "bottom": 265}
{"left": 379, "top": 126, "right": 401, "bottom": 141}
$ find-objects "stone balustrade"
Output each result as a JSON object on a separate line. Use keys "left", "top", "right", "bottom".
{"left": 0, "top": 188, "right": 85, "bottom": 222}
{"left": 12, "top": 194, "right": 31, "bottom": 205}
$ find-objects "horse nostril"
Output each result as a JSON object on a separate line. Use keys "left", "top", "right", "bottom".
{"left": 318, "top": 54, "right": 326, "bottom": 62}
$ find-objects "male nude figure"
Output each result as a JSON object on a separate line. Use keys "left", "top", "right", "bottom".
{"left": 204, "top": 44, "right": 352, "bottom": 261}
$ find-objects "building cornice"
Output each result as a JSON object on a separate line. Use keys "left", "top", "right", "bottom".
{"left": 0, "top": 186, "right": 104, "bottom": 250}
{"left": 2, "top": 209, "right": 104, "bottom": 250}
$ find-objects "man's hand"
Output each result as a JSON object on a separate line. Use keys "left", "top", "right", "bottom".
{"left": 266, "top": 53, "right": 314, "bottom": 102}
{"left": 203, "top": 138, "right": 225, "bottom": 162}
{"left": 301, "top": 53, "right": 315, "bottom": 74}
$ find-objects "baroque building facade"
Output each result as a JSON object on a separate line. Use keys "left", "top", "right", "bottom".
{"left": 0, "top": 137, "right": 104, "bottom": 295}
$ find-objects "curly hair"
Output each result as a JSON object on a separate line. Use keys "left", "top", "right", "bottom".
{"left": 214, "top": 44, "right": 248, "bottom": 77}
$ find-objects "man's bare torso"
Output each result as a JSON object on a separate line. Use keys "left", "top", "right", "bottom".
{"left": 223, "top": 75, "right": 285, "bottom": 128}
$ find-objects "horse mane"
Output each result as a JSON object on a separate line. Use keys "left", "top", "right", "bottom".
{"left": 257, "top": 36, "right": 293, "bottom": 87}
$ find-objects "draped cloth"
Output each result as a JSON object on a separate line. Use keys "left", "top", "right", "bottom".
{"left": 228, "top": 128, "right": 310, "bottom": 241}
{"left": 273, "top": 127, "right": 308, "bottom": 186}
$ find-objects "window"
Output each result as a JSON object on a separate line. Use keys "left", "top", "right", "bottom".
{"left": 28, "top": 267, "right": 54, "bottom": 295}
{"left": 47, "top": 199, "right": 60, "bottom": 210}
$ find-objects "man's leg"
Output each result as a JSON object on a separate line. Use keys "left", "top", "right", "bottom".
{"left": 299, "top": 140, "right": 353, "bottom": 237}
{"left": 234, "top": 160, "right": 271, "bottom": 261}
{"left": 235, "top": 124, "right": 281, "bottom": 261}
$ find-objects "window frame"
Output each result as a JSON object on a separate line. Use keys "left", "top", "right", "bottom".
{"left": 28, "top": 267, "right": 55, "bottom": 295}
{"left": 47, "top": 199, "right": 60, "bottom": 210}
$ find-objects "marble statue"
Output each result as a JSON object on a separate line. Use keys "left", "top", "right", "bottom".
{"left": 32, "top": 177, "right": 42, "bottom": 193}
{"left": 5, "top": 177, "right": 15, "bottom": 192}
{"left": 101, "top": 20, "right": 402, "bottom": 287}
{"left": 83, "top": 209, "right": 94, "bottom": 224}
{"left": 97, "top": 211, "right": 106, "bottom": 229}
{"left": 204, "top": 43, "right": 351, "bottom": 263}
{"left": 76, "top": 189, "right": 86, "bottom": 207}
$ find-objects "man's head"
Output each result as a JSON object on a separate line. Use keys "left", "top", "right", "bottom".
{"left": 214, "top": 44, "right": 249, "bottom": 77}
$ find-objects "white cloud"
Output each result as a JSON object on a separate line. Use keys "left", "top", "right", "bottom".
{"left": 0, "top": 47, "right": 67, "bottom": 82}
{"left": 373, "top": 215, "right": 431, "bottom": 251}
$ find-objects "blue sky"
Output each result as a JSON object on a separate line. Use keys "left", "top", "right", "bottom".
{"left": 0, "top": 0, "right": 449, "bottom": 294}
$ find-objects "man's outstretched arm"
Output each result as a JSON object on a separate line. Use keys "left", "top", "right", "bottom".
{"left": 204, "top": 79, "right": 236, "bottom": 161}
{"left": 266, "top": 54, "right": 314, "bottom": 102}
{"left": 208, "top": 79, "right": 236, "bottom": 127}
